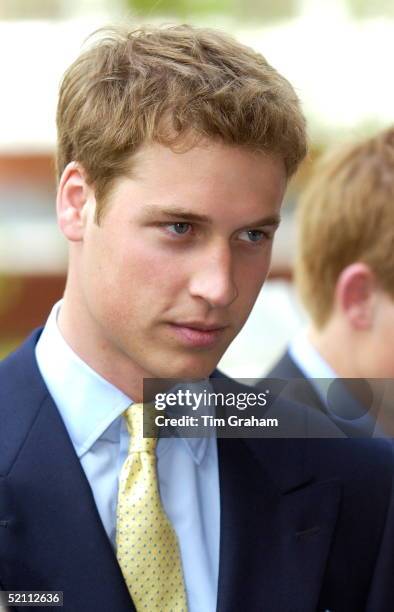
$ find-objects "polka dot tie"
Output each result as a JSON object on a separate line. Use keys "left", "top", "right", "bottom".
{"left": 116, "top": 403, "right": 188, "bottom": 611}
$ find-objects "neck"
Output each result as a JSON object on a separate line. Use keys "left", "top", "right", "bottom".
{"left": 307, "top": 321, "right": 363, "bottom": 378}
{"left": 58, "top": 285, "right": 146, "bottom": 402}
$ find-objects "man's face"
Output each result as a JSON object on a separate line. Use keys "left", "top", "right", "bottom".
{"left": 70, "top": 141, "right": 286, "bottom": 383}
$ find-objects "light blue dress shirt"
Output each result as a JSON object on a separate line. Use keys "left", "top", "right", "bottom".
{"left": 35, "top": 301, "right": 220, "bottom": 612}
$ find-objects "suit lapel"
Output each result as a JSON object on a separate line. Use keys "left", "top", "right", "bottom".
{"left": 0, "top": 333, "right": 134, "bottom": 611}
{"left": 216, "top": 437, "right": 341, "bottom": 612}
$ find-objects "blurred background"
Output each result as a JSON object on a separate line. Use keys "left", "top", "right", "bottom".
{"left": 0, "top": 0, "right": 393, "bottom": 376}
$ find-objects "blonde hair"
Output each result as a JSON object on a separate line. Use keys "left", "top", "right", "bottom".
{"left": 56, "top": 24, "right": 307, "bottom": 220}
{"left": 296, "top": 127, "right": 394, "bottom": 327}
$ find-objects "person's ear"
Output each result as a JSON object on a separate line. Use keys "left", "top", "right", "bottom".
{"left": 56, "top": 162, "right": 95, "bottom": 241}
{"left": 335, "top": 263, "right": 376, "bottom": 330}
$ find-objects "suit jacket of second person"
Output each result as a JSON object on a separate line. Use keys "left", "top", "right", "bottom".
{"left": 1, "top": 331, "right": 394, "bottom": 612}
{"left": 265, "top": 350, "right": 385, "bottom": 438}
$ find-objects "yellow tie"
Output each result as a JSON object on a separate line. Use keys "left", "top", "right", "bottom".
{"left": 116, "top": 403, "right": 188, "bottom": 612}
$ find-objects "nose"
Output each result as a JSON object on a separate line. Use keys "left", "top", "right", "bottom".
{"left": 188, "top": 243, "right": 238, "bottom": 308}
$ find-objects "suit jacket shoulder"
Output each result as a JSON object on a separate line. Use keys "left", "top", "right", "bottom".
{"left": 0, "top": 329, "right": 48, "bottom": 475}
{"left": 0, "top": 330, "right": 135, "bottom": 611}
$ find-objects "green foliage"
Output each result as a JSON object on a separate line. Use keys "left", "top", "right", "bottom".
{"left": 0, "top": 276, "right": 22, "bottom": 359}
{"left": 348, "top": 0, "right": 394, "bottom": 18}
{"left": 0, "top": 339, "right": 19, "bottom": 360}
{"left": 125, "top": 0, "right": 299, "bottom": 22}
{"left": 127, "top": 0, "right": 233, "bottom": 18}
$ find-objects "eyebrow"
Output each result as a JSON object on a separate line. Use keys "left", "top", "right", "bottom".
{"left": 140, "top": 205, "right": 281, "bottom": 228}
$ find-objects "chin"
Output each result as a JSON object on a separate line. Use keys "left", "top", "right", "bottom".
{"left": 153, "top": 355, "right": 219, "bottom": 381}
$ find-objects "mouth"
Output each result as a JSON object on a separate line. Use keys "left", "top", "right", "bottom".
{"left": 168, "top": 322, "right": 228, "bottom": 348}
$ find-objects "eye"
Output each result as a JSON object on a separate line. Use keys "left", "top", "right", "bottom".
{"left": 166, "top": 222, "right": 192, "bottom": 236}
{"left": 238, "top": 229, "right": 266, "bottom": 244}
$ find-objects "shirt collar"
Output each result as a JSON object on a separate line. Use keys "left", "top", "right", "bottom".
{"left": 289, "top": 328, "right": 337, "bottom": 379}
{"left": 288, "top": 329, "right": 338, "bottom": 404}
{"left": 35, "top": 300, "right": 209, "bottom": 464}
{"left": 35, "top": 301, "right": 131, "bottom": 458}
{"left": 159, "top": 379, "right": 215, "bottom": 465}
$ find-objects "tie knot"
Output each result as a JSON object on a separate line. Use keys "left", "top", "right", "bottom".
{"left": 124, "top": 403, "right": 158, "bottom": 453}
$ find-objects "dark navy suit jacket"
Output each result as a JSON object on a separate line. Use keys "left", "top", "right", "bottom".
{"left": 1, "top": 332, "right": 394, "bottom": 611}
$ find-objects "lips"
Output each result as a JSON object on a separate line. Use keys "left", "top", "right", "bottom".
{"left": 168, "top": 322, "right": 227, "bottom": 348}
{"left": 174, "top": 321, "right": 227, "bottom": 331}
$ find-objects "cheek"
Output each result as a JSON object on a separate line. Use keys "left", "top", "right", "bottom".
{"left": 233, "top": 260, "right": 269, "bottom": 315}
{"left": 237, "top": 253, "right": 271, "bottom": 294}
{"left": 129, "top": 245, "right": 189, "bottom": 296}
{"left": 100, "top": 239, "right": 191, "bottom": 315}
{"left": 382, "top": 331, "right": 394, "bottom": 376}
{"left": 367, "top": 320, "right": 394, "bottom": 377}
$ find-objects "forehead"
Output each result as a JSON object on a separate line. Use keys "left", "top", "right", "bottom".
{"left": 131, "top": 139, "right": 283, "bottom": 181}
{"left": 114, "top": 140, "right": 287, "bottom": 221}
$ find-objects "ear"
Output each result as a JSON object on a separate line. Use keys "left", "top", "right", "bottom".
{"left": 335, "top": 263, "right": 376, "bottom": 330}
{"left": 56, "top": 162, "right": 95, "bottom": 242}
